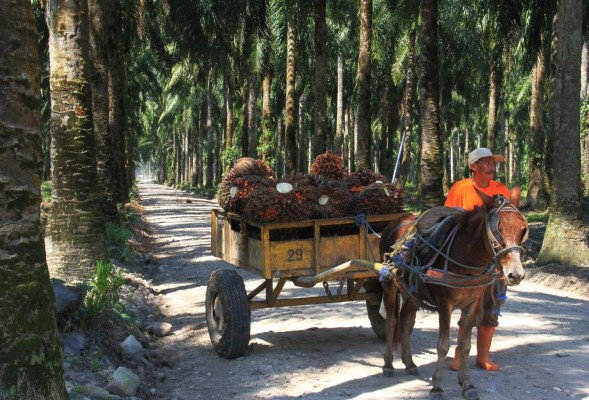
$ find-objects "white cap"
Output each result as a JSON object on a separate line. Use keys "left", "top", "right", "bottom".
{"left": 468, "top": 148, "right": 505, "bottom": 165}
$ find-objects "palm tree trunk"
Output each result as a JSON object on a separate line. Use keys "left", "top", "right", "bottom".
{"left": 538, "top": 0, "right": 589, "bottom": 265}
{"left": 183, "top": 124, "right": 189, "bottom": 183}
{"left": 377, "top": 83, "right": 391, "bottom": 175}
{"left": 399, "top": 28, "right": 416, "bottom": 189}
{"left": 581, "top": 40, "right": 589, "bottom": 193}
{"left": 191, "top": 118, "right": 198, "bottom": 186}
{"left": 172, "top": 132, "right": 178, "bottom": 184}
{"left": 527, "top": 51, "right": 550, "bottom": 210}
{"left": 298, "top": 92, "right": 307, "bottom": 171}
{"left": 284, "top": 0, "right": 297, "bottom": 174}
{"left": 462, "top": 104, "right": 471, "bottom": 178}
{"left": 335, "top": 55, "right": 344, "bottom": 156}
{"left": 275, "top": 114, "right": 284, "bottom": 177}
{"left": 241, "top": 77, "right": 249, "bottom": 157}
{"left": 0, "top": 1, "right": 68, "bottom": 397}
{"left": 223, "top": 70, "right": 234, "bottom": 174}
{"left": 582, "top": 41, "right": 589, "bottom": 99}
{"left": 487, "top": 49, "right": 502, "bottom": 152}
{"left": 46, "top": 0, "right": 108, "bottom": 281}
{"left": 417, "top": 0, "right": 444, "bottom": 208}
{"left": 504, "top": 111, "right": 511, "bottom": 181}
{"left": 108, "top": 3, "right": 128, "bottom": 204}
{"left": 260, "top": 66, "right": 273, "bottom": 163}
{"left": 355, "top": 0, "right": 372, "bottom": 169}
{"left": 89, "top": 0, "right": 118, "bottom": 222}
{"left": 247, "top": 72, "right": 257, "bottom": 157}
{"left": 206, "top": 76, "right": 214, "bottom": 188}
{"left": 312, "top": 0, "right": 327, "bottom": 159}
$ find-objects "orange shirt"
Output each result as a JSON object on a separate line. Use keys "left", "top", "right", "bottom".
{"left": 444, "top": 178, "right": 510, "bottom": 211}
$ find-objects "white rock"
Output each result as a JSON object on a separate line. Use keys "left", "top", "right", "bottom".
{"left": 107, "top": 366, "right": 140, "bottom": 397}
{"left": 121, "top": 335, "right": 144, "bottom": 360}
{"left": 146, "top": 322, "right": 173, "bottom": 337}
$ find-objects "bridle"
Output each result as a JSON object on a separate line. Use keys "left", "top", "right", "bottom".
{"left": 486, "top": 195, "right": 528, "bottom": 263}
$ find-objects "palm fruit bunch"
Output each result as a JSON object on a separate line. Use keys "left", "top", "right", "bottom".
{"left": 349, "top": 181, "right": 404, "bottom": 216}
{"left": 346, "top": 168, "right": 386, "bottom": 193}
{"left": 218, "top": 157, "right": 274, "bottom": 213}
{"left": 309, "top": 151, "right": 348, "bottom": 180}
{"left": 308, "top": 174, "right": 352, "bottom": 219}
{"left": 222, "top": 174, "right": 269, "bottom": 215}
{"left": 241, "top": 172, "right": 319, "bottom": 223}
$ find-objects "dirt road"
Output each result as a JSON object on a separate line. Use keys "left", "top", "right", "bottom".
{"left": 139, "top": 183, "right": 589, "bottom": 400}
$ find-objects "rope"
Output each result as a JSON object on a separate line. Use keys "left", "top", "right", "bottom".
{"left": 354, "top": 213, "right": 381, "bottom": 238}
{"left": 354, "top": 213, "right": 379, "bottom": 261}
{"left": 413, "top": 231, "right": 487, "bottom": 271}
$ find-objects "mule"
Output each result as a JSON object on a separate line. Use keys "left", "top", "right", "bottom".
{"left": 378, "top": 194, "right": 528, "bottom": 400}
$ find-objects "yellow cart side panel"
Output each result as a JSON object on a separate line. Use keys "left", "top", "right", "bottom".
{"left": 229, "top": 229, "right": 244, "bottom": 266}
{"left": 369, "top": 235, "right": 381, "bottom": 260}
{"left": 269, "top": 239, "right": 314, "bottom": 274}
{"left": 211, "top": 211, "right": 218, "bottom": 256}
{"left": 247, "top": 238, "right": 265, "bottom": 276}
{"left": 319, "top": 236, "right": 360, "bottom": 270}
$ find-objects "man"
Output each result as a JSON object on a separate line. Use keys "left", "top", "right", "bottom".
{"left": 444, "top": 147, "right": 513, "bottom": 372}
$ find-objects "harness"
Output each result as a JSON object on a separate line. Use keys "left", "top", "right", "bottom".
{"left": 486, "top": 196, "right": 528, "bottom": 262}
{"left": 379, "top": 196, "right": 527, "bottom": 311}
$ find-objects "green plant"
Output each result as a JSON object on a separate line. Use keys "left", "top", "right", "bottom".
{"left": 90, "top": 351, "right": 103, "bottom": 371}
{"left": 81, "top": 260, "right": 125, "bottom": 330}
{"left": 129, "top": 184, "right": 138, "bottom": 202}
{"left": 106, "top": 221, "right": 132, "bottom": 253}
{"left": 117, "top": 203, "right": 141, "bottom": 225}
{"left": 524, "top": 209, "right": 549, "bottom": 223}
{"left": 194, "top": 185, "right": 218, "bottom": 199}
{"left": 41, "top": 181, "right": 52, "bottom": 202}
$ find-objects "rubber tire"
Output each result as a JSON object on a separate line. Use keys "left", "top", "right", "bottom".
{"left": 364, "top": 277, "right": 386, "bottom": 340}
{"left": 205, "top": 269, "right": 251, "bottom": 358}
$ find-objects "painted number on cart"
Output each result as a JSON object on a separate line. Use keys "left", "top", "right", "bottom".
{"left": 287, "top": 248, "right": 303, "bottom": 262}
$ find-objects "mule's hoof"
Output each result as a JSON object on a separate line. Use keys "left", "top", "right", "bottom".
{"left": 406, "top": 366, "right": 419, "bottom": 376}
{"left": 462, "top": 384, "right": 479, "bottom": 400}
{"left": 382, "top": 367, "right": 395, "bottom": 377}
{"left": 429, "top": 388, "right": 445, "bottom": 400}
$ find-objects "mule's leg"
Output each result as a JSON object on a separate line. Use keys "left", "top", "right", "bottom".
{"left": 457, "top": 306, "right": 480, "bottom": 400}
{"left": 382, "top": 282, "right": 398, "bottom": 377}
{"left": 400, "top": 298, "right": 419, "bottom": 375}
{"left": 430, "top": 305, "right": 452, "bottom": 400}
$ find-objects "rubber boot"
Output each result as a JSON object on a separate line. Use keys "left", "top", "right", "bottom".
{"left": 476, "top": 325, "right": 500, "bottom": 371}
{"left": 449, "top": 326, "right": 462, "bottom": 371}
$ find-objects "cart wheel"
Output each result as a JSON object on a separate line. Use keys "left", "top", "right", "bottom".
{"left": 364, "top": 278, "right": 385, "bottom": 340}
{"left": 206, "top": 269, "right": 251, "bottom": 358}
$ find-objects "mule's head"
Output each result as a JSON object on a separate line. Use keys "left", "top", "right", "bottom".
{"left": 487, "top": 196, "right": 528, "bottom": 286}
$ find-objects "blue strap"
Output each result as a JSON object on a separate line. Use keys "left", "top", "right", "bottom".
{"left": 354, "top": 213, "right": 380, "bottom": 261}
{"left": 354, "top": 213, "right": 382, "bottom": 239}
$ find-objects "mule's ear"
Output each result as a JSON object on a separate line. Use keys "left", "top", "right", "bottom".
{"left": 509, "top": 185, "right": 521, "bottom": 208}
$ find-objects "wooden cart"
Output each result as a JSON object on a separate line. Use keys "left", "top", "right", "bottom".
{"left": 207, "top": 209, "right": 392, "bottom": 358}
